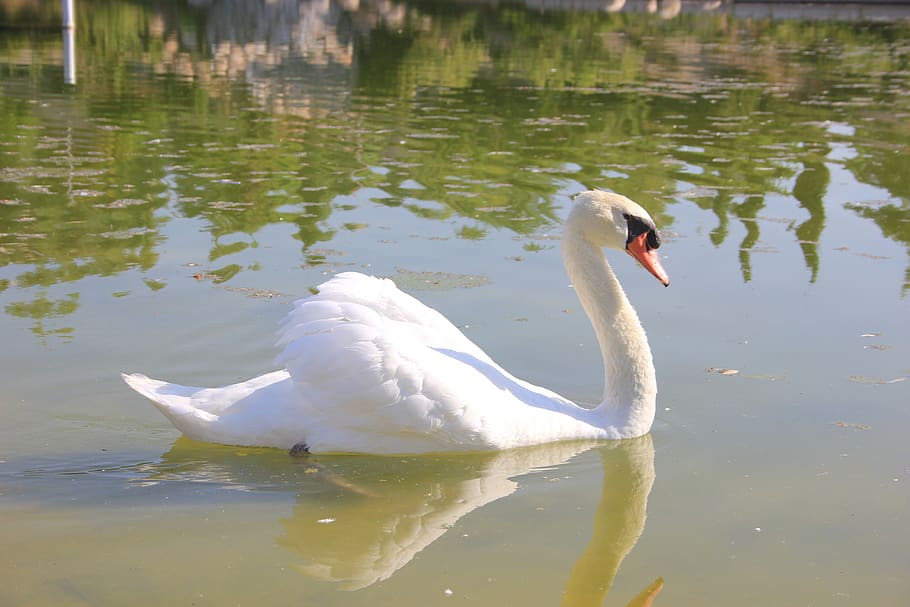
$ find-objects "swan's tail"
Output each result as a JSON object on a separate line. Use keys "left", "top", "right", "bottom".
{"left": 121, "top": 373, "right": 220, "bottom": 440}
{"left": 121, "top": 370, "right": 298, "bottom": 448}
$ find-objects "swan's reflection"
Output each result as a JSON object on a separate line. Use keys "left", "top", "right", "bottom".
{"left": 561, "top": 438, "right": 662, "bottom": 607}
{"left": 155, "top": 437, "right": 661, "bottom": 604}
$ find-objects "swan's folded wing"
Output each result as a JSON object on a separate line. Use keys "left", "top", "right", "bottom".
{"left": 273, "top": 273, "right": 504, "bottom": 452}
{"left": 276, "top": 272, "right": 492, "bottom": 364}
{"left": 275, "top": 317, "right": 503, "bottom": 452}
{"left": 273, "top": 272, "right": 588, "bottom": 453}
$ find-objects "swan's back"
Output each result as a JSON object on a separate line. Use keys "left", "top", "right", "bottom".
{"left": 276, "top": 272, "right": 491, "bottom": 365}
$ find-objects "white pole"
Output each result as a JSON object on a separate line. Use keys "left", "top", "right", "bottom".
{"left": 62, "top": 0, "right": 76, "bottom": 84}
{"left": 62, "top": 0, "right": 75, "bottom": 29}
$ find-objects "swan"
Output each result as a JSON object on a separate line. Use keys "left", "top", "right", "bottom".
{"left": 122, "top": 190, "right": 670, "bottom": 454}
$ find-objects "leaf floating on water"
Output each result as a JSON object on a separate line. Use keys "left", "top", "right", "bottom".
{"left": 220, "top": 286, "right": 286, "bottom": 300}
{"left": 848, "top": 375, "right": 906, "bottom": 385}
{"left": 392, "top": 267, "right": 490, "bottom": 291}
{"left": 707, "top": 367, "right": 739, "bottom": 375}
{"left": 833, "top": 421, "right": 871, "bottom": 430}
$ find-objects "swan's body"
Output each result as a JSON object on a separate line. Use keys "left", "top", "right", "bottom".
{"left": 123, "top": 190, "right": 669, "bottom": 454}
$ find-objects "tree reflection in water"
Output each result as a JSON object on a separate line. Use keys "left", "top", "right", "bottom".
{"left": 1, "top": 0, "right": 909, "bottom": 338}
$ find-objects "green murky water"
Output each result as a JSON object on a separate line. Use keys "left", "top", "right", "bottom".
{"left": 1, "top": 1, "right": 908, "bottom": 605}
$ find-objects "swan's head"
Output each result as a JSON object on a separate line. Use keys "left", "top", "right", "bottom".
{"left": 569, "top": 190, "right": 670, "bottom": 286}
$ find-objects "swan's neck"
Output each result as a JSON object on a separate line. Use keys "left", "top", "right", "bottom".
{"left": 561, "top": 221, "right": 657, "bottom": 437}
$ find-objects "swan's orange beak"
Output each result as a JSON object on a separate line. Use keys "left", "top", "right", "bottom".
{"left": 627, "top": 232, "right": 670, "bottom": 287}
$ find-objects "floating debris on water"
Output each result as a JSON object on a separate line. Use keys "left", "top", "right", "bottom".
{"left": 848, "top": 375, "right": 906, "bottom": 385}
{"left": 833, "top": 421, "right": 871, "bottom": 430}
{"left": 220, "top": 286, "right": 287, "bottom": 300}
{"left": 392, "top": 268, "right": 490, "bottom": 290}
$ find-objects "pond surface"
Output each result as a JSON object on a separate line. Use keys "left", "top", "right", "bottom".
{"left": 1, "top": 0, "right": 909, "bottom": 605}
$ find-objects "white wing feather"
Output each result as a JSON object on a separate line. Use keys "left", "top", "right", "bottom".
{"left": 274, "top": 274, "right": 494, "bottom": 451}
{"left": 273, "top": 273, "right": 587, "bottom": 453}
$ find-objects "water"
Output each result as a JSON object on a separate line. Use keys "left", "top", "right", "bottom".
{"left": 1, "top": 1, "right": 909, "bottom": 605}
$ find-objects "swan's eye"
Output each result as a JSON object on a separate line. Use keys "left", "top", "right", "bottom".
{"left": 647, "top": 230, "right": 661, "bottom": 250}
{"left": 624, "top": 214, "right": 660, "bottom": 249}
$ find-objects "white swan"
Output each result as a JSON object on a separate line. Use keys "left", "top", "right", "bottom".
{"left": 123, "top": 190, "right": 670, "bottom": 454}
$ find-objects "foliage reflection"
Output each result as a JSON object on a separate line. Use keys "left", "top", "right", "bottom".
{"left": 1, "top": 0, "right": 909, "bottom": 338}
